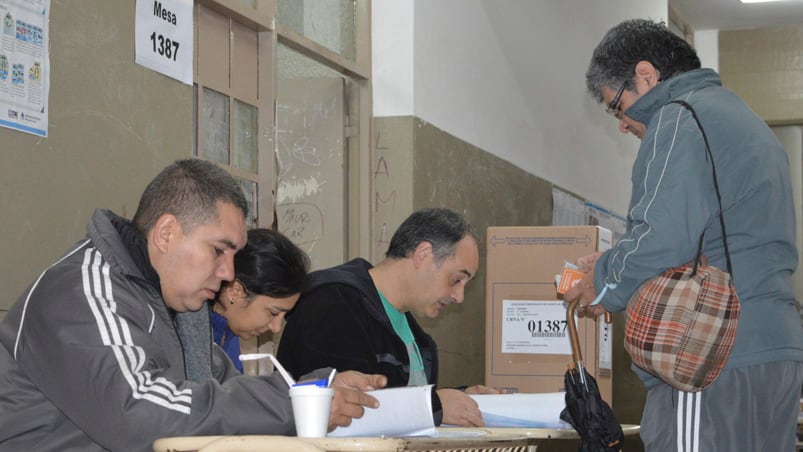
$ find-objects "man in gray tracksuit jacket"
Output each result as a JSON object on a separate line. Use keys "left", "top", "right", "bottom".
{"left": 0, "top": 160, "right": 382, "bottom": 452}
{"left": 571, "top": 19, "right": 803, "bottom": 451}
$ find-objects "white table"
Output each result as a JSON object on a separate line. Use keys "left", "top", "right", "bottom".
{"left": 153, "top": 425, "right": 641, "bottom": 451}
{"left": 155, "top": 428, "right": 532, "bottom": 451}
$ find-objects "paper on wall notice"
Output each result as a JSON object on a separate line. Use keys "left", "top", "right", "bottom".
{"left": 0, "top": 0, "right": 49, "bottom": 136}
{"left": 135, "top": 0, "right": 192, "bottom": 85}
{"left": 551, "top": 187, "right": 586, "bottom": 226}
{"left": 501, "top": 300, "right": 571, "bottom": 355}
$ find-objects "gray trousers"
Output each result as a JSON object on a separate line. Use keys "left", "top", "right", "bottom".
{"left": 639, "top": 361, "right": 803, "bottom": 452}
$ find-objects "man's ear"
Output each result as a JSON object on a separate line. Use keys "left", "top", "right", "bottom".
{"left": 635, "top": 60, "right": 660, "bottom": 91}
{"left": 412, "top": 241, "right": 433, "bottom": 268}
{"left": 151, "top": 214, "right": 179, "bottom": 254}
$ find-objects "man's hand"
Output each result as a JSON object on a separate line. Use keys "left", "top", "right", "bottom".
{"left": 327, "top": 371, "right": 387, "bottom": 431}
{"left": 563, "top": 252, "right": 607, "bottom": 316}
{"left": 437, "top": 388, "right": 484, "bottom": 427}
{"left": 575, "top": 251, "right": 601, "bottom": 273}
{"left": 463, "top": 385, "right": 499, "bottom": 395}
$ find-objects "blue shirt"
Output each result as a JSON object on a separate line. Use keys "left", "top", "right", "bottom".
{"left": 210, "top": 309, "right": 243, "bottom": 373}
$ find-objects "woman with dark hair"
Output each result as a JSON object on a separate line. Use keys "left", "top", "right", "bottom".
{"left": 211, "top": 228, "right": 310, "bottom": 372}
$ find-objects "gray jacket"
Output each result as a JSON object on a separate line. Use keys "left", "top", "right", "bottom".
{"left": 0, "top": 209, "right": 308, "bottom": 451}
{"left": 593, "top": 68, "right": 803, "bottom": 387}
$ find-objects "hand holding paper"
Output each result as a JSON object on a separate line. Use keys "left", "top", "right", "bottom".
{"left": 328, "top": 371, "right": 387, "bottom": 432}
{"left": 438, "top": 388, "right": 484, "bottom": 427}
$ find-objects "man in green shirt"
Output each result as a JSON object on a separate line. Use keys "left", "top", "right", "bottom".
{"left": 278, "top": 208, "right": 497, "bottom": 427}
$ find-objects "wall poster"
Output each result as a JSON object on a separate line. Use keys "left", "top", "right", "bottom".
{"left": 0, "top": 0, "right": 49, "bottom": 137}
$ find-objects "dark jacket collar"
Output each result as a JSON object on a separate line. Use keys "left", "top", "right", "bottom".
{"left": 307, "top": 258, "right": 388, "bottom": 323}
{"left": 87, "top": 209, "right": 161, "bottom": 292}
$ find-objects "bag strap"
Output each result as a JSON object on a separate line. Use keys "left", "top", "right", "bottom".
{"left": 667, "top": 100, "right": 734, "bottom": 276}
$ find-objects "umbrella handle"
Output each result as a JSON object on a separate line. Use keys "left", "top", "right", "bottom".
{"left": 566, "top": 297, "right": 583, "bottom": 364}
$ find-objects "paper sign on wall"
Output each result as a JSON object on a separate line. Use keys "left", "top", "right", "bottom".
{"left": 135, "top": 0, "right": 192, "bottom": 85}
{"left": 0, "top": 0, "right": 50, "bottom": 137}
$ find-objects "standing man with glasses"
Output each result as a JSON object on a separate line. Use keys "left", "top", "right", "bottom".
{"left": 564, "top": 19, "right": 803, "bottom": 451}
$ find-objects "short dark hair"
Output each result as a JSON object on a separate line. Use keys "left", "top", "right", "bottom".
{"left": 385, "top": 208, "right": 477, "bottom": 263}
{"left": 586, "top": 19, "right": 701, "bottom": 104}
{"left": 132, "top": 159, "right": 248, "bottom": 235}
{"left": 235, "top": 228, "right": 310, "bottom": 300}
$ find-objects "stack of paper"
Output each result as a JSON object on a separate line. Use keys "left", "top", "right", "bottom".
{"left": 327, "top": 386, "right": 571, "bottom": 437}
{"left": 470, "top": 392, "right": 570, "bottom": 428}
{"left": 328, "top": 385, "right": 437, "bottom": 437}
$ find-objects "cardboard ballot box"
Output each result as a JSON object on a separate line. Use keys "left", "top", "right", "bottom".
{"left": 485, "top": 226, "right": 614, "bottom": 403}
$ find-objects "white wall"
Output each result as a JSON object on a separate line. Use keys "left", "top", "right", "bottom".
{"left": 372, "top": 1, "right": 414, "bottom": 116}
{"left": 373, "top": 0, "right": 667, "bottom": 215}
{"left": 694, "top": 29, "right": 719, "bottom": 72}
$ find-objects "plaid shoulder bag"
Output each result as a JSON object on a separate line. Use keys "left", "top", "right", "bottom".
{"left": 624, "top": 100, "right": 740, "bottom": 393}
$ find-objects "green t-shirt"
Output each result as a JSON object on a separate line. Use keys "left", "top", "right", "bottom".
{"left": 378, "top": 291, "right": 428, "bottom": 386}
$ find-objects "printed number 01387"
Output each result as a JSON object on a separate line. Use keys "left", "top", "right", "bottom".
{"left": 150, "top": 32, "right": 180, "bottom": 61}
{"left": 528, "top": 320, "right": 567, "bottom": 333}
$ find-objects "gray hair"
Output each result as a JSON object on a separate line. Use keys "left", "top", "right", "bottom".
{"left": 585, "top": 19, "right": 701, "bottom": 103}
{"left": 386, "top": 208, "right": 477, "bottom": 264}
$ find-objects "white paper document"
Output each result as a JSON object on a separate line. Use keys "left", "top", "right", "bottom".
{"left": 470, "top": 392, "right": 571, "bottom": 429}
{"left": 328, "top": 385, "right": 437, "bottom": 437}
{"left": 0, "top": 0, "right": 50, "bottom": 136}
{"left": 501, "top": 300, "right": 572, "bottom": 355}
{"left": 135, "top": 0, "right": 193, "bottom": 85}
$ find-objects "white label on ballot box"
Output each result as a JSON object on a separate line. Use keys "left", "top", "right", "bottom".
{"left": 501, "top": 300, "right": 571, "bottom": 355}
{"left": 599, "top": 319, "right": 613, "bottom": 369}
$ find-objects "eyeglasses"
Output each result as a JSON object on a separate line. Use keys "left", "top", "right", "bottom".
{"left": 605, "top": 83, "right": 626, "bottom": 119}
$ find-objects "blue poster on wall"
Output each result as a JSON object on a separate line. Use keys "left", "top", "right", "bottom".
{"left": 0, "top": 0, "right": 48, "bottom": 137}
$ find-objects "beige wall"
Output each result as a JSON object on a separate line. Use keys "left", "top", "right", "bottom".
{"left": 1, "top": 0, "right": 192, "bottom": 309}
{"left": 410, "top": 118, "right": 554, "bottom": 390}
{"left": 719, "top": 25, "right": 803, "bottom": 309}
{"left": 719, "top": 25, "right": 803, "bottom": 124}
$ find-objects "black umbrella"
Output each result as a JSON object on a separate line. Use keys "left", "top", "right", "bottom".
{"left": 559, "top": 298, "right": 624, "bottom": 452}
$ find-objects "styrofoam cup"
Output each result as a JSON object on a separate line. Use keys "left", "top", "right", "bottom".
{"left": 289, "top": 385, "right": 334, "bottom": 438}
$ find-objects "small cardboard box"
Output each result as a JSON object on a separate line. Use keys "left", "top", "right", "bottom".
{"left": 485, "top": 226, "right": 614, "bottom": 403}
